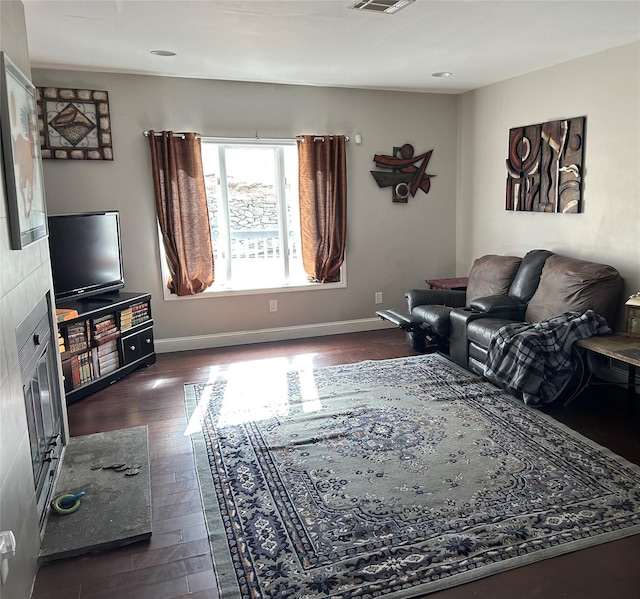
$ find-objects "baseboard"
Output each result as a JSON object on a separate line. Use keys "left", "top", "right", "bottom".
{"left": 155, "top": 317, "right": 395, "bottom": 354}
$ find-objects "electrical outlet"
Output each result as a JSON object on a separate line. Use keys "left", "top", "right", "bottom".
{"left": 375, "top": 292, "right": 383, "bottom": 304}
{"left": 269, "top": 299, "right": 278, "bottom": 312}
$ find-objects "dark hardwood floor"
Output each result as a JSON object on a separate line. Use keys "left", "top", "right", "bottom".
{"left": 32, "top": 329, "right": 640, "bottom": 599}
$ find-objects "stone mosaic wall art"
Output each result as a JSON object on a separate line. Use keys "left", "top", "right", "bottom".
{"left": 36, "top": 87, "right": 113, "bottom": 160}
{"left": 506, "top": 116, "right": 585, "bottom": 213}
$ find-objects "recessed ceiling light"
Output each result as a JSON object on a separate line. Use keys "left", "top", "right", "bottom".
{"left": 150, "top": 50, "right": 176, "bottom": 57}
{"left": 432, "top": 71, "right": 453, "bottom": 78}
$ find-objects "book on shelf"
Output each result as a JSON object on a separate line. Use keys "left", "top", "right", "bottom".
{"left": 100, "top": 351, "right": 119, "bottom": 364}
{"left": 120, "top": 302, "right": 150, "bottom": 329}
{"left": 92, "top": 320, "right": 117, "bottom": 334}
{"left": 58, "top": 331, "right": 66, "bottom": 353}
{"left": 131, "top": 302, "right": 149, "bottom": 313}
{"left": 56, "top": 308, "right": 78, "bottom": 322}
{"left": 66, "top": 322, "right": 89, "bottom": 352}
{"left": 99, "top": 345, "right": 119, "bottom": 360}
{"left": 92, "top": 330, "right": 121, "bottom": 345}
{"left": 98, "top": 352, "right": 119, "bottom": 368}
{"left": 70, "top": 352, "right": 93, "bottom": 388}
{"left": 96, "top": 350, "right": 119, "bottom": 376}
{"left": 92, "top": 314, "right": 115, "bottom": 323}
{"left": 70, "top": 356, "right": 80, "bottom": 387}
{"left": 90, "top": 314, "right": 119, "bottom": 344}
{"left": 91, "top": 349, "right": 100, "bottom": 377}
{"left": 91, "top": 314, "right": 115, "bottom": 325}
{"left": 120, "top": 307, "right": 133, "bottom": 330}
{"left": 80, "top": 352, "right": 93, "bottom": 384}
{"left": 97, "top": 339, "right": 118, "bottom": 356}
{"left": 99, "top": 362, "right": 119, "bottom": 376}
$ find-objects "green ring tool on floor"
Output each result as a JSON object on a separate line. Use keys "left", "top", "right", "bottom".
{"left": 51, "top": 491, "right": 85, "bottom": 515}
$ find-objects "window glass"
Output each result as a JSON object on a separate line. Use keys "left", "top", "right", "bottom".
{"left": 201, "top": 140, "right": 307, "bottom": 290}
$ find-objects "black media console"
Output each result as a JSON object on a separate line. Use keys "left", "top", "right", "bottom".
{"left": 55, "top": 291, "right": 156, "bottom": 403}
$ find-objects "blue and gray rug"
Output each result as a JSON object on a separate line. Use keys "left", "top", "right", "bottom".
{"left": 184, "top": 354, "right": 640, "bottom": 598}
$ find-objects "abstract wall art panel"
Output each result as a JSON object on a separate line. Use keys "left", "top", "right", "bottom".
{"left": 506, "top": 117, "right": 585, "bottom": 213}
{"left": 371, "top": 143, "right": 435, "bottom": 203}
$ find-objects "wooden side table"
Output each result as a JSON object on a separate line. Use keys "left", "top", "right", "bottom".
{"left": 576, "top": 333, "right": 640, "bottom": 395}
{"left": 425, "top": 277, "right": 469, "bottom": 291}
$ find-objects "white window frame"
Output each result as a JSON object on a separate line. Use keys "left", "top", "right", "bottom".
{"left": 157, "top": 137, "right": 346, "bottom": 301}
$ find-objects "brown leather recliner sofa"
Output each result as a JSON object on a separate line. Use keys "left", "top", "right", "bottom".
{"left": 449, "top": 252, "right": 624, "bottom": 375}
{"left": 379, "top": 250, "right": 551, "bottom": 351}
{"left": 378, "top": 249, "right": 625, "bottom": 375}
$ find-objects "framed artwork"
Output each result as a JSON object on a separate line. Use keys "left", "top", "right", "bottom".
{"left": 0, "top": 52, "right": 48, "bottom": 249}
{"left": 36, "top": 86, "right": 113, "bottom": 160}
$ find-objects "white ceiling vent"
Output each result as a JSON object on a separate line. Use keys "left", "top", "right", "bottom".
{"left": 349, "top": 0, "right": 415, "bottom": 15}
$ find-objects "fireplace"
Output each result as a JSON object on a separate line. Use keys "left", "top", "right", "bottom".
{"left": 16, "top": 293, "right": 66, "bottom": 531}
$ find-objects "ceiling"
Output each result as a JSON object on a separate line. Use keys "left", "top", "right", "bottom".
{"left": 22, "top": 0, "right": 640, "bottom": 94}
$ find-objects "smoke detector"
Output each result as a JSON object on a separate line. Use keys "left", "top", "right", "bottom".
{"left": 349, "top": 0, "right": 415, "bottom": 15}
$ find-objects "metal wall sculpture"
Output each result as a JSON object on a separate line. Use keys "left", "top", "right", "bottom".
{"left": 36, "top": 87, "right": 113, "bottom": 160}
{"left": 371, "top": 143, "right": 434, "bottom": 203}
{"left": 506, "top": 116, "right": 585, "bottom": 213}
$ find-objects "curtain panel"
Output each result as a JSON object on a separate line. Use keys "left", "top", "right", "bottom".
{"left": 297, "top": 135, "right": 347, "bottom": 283}
{"left": 147, "top": 131, "right": 215, "bottom": 296}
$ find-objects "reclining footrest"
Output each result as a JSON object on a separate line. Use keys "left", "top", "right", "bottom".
{"left": 377, "top": 309, "right": 444, "bottom": 351}
{"left": 376, "top": 309, "right": 424, "bottom": 332}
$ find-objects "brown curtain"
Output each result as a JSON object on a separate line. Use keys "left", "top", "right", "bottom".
{"left": 147, "top": 131, "right": 215, "bottom": 296}
{"left": 297, "top": 135, "right": 347, "bottom": 283}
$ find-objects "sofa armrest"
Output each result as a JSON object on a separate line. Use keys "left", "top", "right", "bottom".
{"left": 405, "top": 289, "right": 466, "bottom": 311}
{"left": 449, "top": 308, "right": 480, "bottom": 367}
{"left": 449, "top": 307, "right": 509, "bottom": 368}
{"left": 468, "top": 294, "right": 527, "bottom": 320}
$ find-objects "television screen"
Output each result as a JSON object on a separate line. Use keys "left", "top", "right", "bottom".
{"left": 48, "top": 211, "right": 125, "bottom": 301}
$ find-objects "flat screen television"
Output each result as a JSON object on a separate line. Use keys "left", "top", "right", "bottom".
{"left": 48, "top": 211, "right": 125, "bottom": 301}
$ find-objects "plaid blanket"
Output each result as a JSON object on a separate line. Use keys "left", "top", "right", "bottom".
{"left": 484, "top": 310, "right": 611, "bottom": 406}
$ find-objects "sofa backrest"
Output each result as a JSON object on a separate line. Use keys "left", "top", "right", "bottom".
{"left": 508, "top": 249, "right": 554, "bottom": 303}
{"left": 466, "top": 255, "right": 522, "bottom": 304}
{"left": 525, "top": 254, "right": 624, "bottom": 326}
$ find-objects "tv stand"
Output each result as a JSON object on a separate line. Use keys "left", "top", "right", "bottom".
{"left": 56, "top": 291, "right": 156, "bottom": 404}
{"left": 77, "top": 295, "right": 115, "bottom": 302}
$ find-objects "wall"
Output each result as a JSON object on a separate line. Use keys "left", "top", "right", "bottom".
{"left": 457, "top": 42, "right": 640, "bottom": 328}
{"left": 32, "top": 69, "right": 459, "bottom": 348}
{"left": 0, "top": 2, "right": 66, "bottom": 598}
{"left": 2, "top": 6, "right": 637, "bottom": 595}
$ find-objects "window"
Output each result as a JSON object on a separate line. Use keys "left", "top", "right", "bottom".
{"left": 201, "top": 139, "right": 309, "bottom": 291}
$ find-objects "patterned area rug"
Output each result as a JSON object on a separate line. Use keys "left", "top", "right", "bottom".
{"left": 184, "top": 354, "right": 640, "bottom": 599}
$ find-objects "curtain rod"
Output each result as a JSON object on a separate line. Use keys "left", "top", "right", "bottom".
{"left": 295, "top": 135, "right": 350, "bottom": 142}
{"left": 143, "top": 131, "right": 349, "bottom": 142}
{"left": 143, "top": 131, "right": 199, "bottom": 139}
